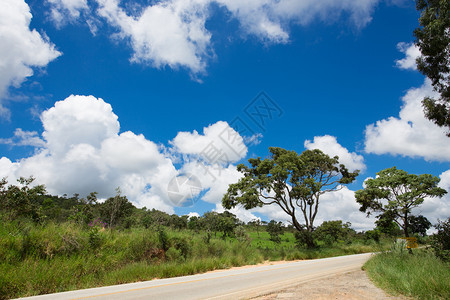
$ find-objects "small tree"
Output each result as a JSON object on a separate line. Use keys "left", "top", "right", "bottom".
{"left": 248, "top": 219, "right": 262, "bottom": 237}
{"left": 223, "top": 147, "right": 358, "bottom": 248}
{"left": 100, "top": 187, "right": 134, "bottom": 228}
{"left": 314, "top": 220, "right": 353, "bottom": 245}
{"left": 0, "top": 176, "right": 46, "bottom": 221}
{"left": 217, "top": 211, "right": 239, "bottom": 238}
{"left": 431, "top": 218, "right": 450, "bottom": 261}
{"left": 355, "top": 167, "right": 446, "bottom": 238}
{"left": 266, "top": 220, "right": 284, "bottom": 243}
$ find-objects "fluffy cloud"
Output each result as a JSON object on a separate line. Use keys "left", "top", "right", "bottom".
{"left": 314, "top": 187, "right": 376, "bottom": 231}
{"left": 96, "top": 0, "right": 212, "bottom": 74}
{"left": 41, "top": 95, "right": 120, "bottom": 156}
{"left": 304, "top": 135, "right": 366, "bottom": 172}
{"left": 46, "top": 0, "right": 89, "bottom": 26}
{"left": 395, "top": 42, "right": 420, "bottom": 70}
{"left": 0, "top": 95, "right": 249, "bottom": 215}
{"left": 50, "top": 0, "right": 380, "bottom": 74}
{"left": 0, "top": 94, "right": 390, "bottom": 230}
{"left": 1, "top": 95, "right": 178, "bottom": 213}
{"left": 0, "top": 129, "right": 45, "bottom": 147}
{"left": 0, "top": 0, "right": 61, "bottom": 118}
{"left": 171, "top": 121, "right": 247, "bottom": 164}
{"left": 364, "top": 79, "right": 450, "bottom": 161}
{"left": 250, "top": 187, "right": 375, "bottom": 231}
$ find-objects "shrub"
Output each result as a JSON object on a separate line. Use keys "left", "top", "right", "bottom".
{"left": 294, "top": 230, "right": 316, "bottom": 248}
{"left": 234, "top": 226, "right": 251, "bottom": 246}
{"left": 158, "top": 228, "right": 169, "bottom": 251}
{"left": 431, "top": 218, "right": 450, "bottom": 261}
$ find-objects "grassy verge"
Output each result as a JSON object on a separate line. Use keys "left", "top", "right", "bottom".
{"left": 0, "top": 221, "right": 385, "bottom": 299}
{"left": 363, "top": 250, "right": 450, "bottom": 299}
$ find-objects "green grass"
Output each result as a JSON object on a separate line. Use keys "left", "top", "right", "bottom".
{"left": 363, "top": 250, "right": 450, "bottom": 299}
{"left": 0, "top": 221, "right": 385, "bottom": 299}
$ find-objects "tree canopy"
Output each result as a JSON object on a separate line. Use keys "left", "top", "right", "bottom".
{"left": 414, "top": 0, "right": 450, "bottom": 134}
{"left": 222, "top": 147, "right": 359, "bottom": 248}
{"left": 0, "top": 176, "right": 46, "bottom": 221}
{"left": 355, "top": 167, "right": 446, "bottom": 237}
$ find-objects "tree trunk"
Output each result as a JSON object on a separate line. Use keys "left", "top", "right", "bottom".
{"left": 404, "top": 213, "right": 413, "bottom": 254}
{"left": 305, "top": 230, "right": 315, "bottom": 249}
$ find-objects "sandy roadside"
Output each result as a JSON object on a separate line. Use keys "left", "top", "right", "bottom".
{"left": 250, "top": 269, "right": 409, "bottom": 300}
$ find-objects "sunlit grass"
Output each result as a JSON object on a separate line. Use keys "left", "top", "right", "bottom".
{"left": 363, "top": 250, "right": 450, "bottom": 299}
{"left": 0, "top": 221, "right": 384, "bottom": 299}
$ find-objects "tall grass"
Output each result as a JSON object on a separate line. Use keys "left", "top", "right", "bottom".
{"left": 363, "top": 250, "right": 450, "bottom": 299}
{"left": 0, "top": 220, "right": 383, "bottom": 299}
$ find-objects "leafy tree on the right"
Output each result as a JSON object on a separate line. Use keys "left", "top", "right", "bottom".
{"left": 414, "top": 0, "right": 450, "bottom": 135}
{"left": 355, "top": 167, "right": 447, "bottom": 238}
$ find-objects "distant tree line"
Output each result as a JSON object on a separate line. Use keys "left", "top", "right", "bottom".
{"left": 0, "top": 169, "right": 447, "bottom": 256}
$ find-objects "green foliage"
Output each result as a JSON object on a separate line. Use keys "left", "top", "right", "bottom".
{"left": 223, "top": 147, "right": 358, "bottom": 248}
{"left": 414, "top": 0, "right": 450, "bottom": 134}
{"left": 364, "top": 230, "right": 380, "bottom": 243}
{"left": 408, "top": 215, "right": 432, "bottom": 236}
{"left": 375, "top": 211, "right": 402, "bottom": 237}
{"left": 364, "top": 250, "right": 450, "bottom": 299}
{"left": 0, "top": 173, "right": 399, "bottom": 299}
{"left": 0, "top": 177, "right": 46, "bottom": 221}
{"left": 314, "top": 220, "right": 354, "bottom": 245}
{"left": 99, "top": 188, "right": 134, "bottom": 228}
{"left": 355, "top": 167, "right": 446, "bottom": 237}
{"left": 0, "top": 218, "right": 388, "bottom": 299}
{"left": 431, "top": 218, "right": 450, "bottom": 261}
{"left": 187, "top": 216, "right": 200, "bottom": 231}
{"left": 266, "top": 220, "right": 283, "bottom": 243}
{"left": 234, "top": 226, "right": 251, "bottom": 246}
{"left": 294, "top": 228, "right": 316, "bottom": 248}
{"left": 158, "top": 228, "right": 170, "bottom": 252}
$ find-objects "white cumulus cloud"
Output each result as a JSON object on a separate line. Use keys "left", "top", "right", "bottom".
{"left": 0, "top": 0, "right": 61, "bottom": 118}
{"left": 364, "top": 79, "right": 450, "bottom": 161}
{"left": 171, "top": 121, "right": 247, "bottom": 164}
{"left": 1, "top": 95, "right": 177, "bottom": 213}
{"left": 62, "top": 0, "right": 381, "bottom": 74}
{"left": 395, "top": 42, "right": 420, "bottom": 70}
{"left": 0, "top": 95, "right": 251, "bottom": 215}
{"left": 96, "top": 0, "right": 213, "bottom": 74}
{"left": 304, "top": 135, "right": 366, "bottom": 172}
{"left": 0, "top": 128, "right": 45, "bottom": 147}
{"left": 46, "top": 0, "right": 89, "bottom": 26}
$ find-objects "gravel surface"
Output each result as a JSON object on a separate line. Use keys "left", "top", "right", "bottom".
{"left": 251, "top": 269, "right": 408, "bottom": 300}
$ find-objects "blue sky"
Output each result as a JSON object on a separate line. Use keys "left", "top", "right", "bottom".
{"left": 0, "top": 0, "right": 448, "bottom": 230}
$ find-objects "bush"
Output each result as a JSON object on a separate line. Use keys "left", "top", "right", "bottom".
{"left": 234, "top": 226, "right": 251, "bottom": 246}
{"left": 158, "top": 228, "right": 169, "bottom": 251}
{"left": 165, "top": 247, "right": 182, "bottom": 262}
{"left": 364, "top": 229, "right": 380, "bottom": 243}
{"left": 431, "top": 218, "right": 450, "bottom": 261}
{"left": 294, "top": 230, "right": 316, "bottom": 248}
{"left": 267, "top": 220, "right": 283, "bottom": 243}
{"left": 364, "top": 251, "right": 450, "bottom": 299}
{"left": 171, "top": 236, "right": 189, "bottom": 260}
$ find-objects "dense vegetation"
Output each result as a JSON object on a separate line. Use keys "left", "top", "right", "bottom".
{"left": 364, "top": 250, "right": 450, "bottom": 299}
{"left": 0, "top": 172, "right": 446, "bottom": 299}
{"left": 364, "top": 218, "right": 450, "bottom": 299}
{"left": 0, "top": 176, "right": 390, "bottom": 299}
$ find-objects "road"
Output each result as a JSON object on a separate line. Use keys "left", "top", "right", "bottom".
{"left": 19, "top": 252, "right": 374, "bottom": 300}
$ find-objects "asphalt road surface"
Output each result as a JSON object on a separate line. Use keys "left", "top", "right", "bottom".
{"left": 19, "top": 252, "right": 374, "bottom": 300}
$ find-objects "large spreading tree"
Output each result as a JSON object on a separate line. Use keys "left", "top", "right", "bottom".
{"left": 414, "top": 0, "right": 450, "bottom": 135}
{"left": 222, "top": 147, "right": 359, "bottom": 248}
{"left": 355, "top": 167, "right": 447, "bottom": 238}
